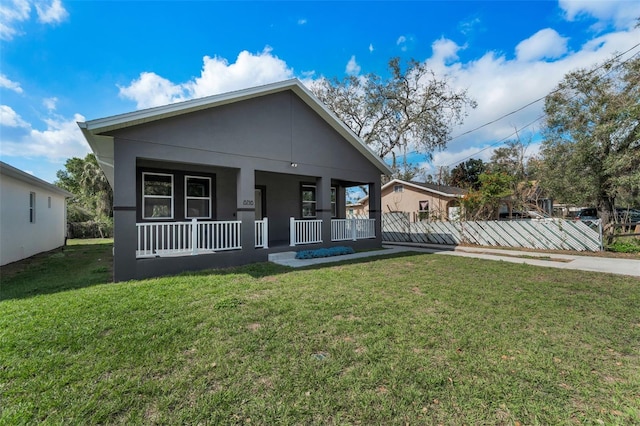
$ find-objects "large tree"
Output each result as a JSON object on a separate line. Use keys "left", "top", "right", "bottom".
{"left": 312, "top": 58, "right": 477, "bottom": 173}
{"left": 449, "top": 158, "right": 485, "bottom": 190}
{"left": 56, "top": 153, "right": 113, "bottom": 221}
{"left": 540, "top": 55, "right": 640, "bottom": 219}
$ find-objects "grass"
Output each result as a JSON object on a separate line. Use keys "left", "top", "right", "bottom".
{"left": 1, "top": 239, "right": 639, "bottom": 424}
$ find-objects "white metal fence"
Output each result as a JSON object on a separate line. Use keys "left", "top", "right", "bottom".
{"left": 289, "top": 217, "right": 377, "bottom": 246}
{"left": 290, "top": 218, "right": 323, "bottom": 246}
{"left": 136, "top": 219, "right": 244, "bottom": 258}
{"left": 255, "top": 218, "right": 269, "bottom": 249}
{"left": 331, "top": 218, "right": 376, "bottom": 241}
{"left": 382, "top": 212, "right": 603, "bottom": 252}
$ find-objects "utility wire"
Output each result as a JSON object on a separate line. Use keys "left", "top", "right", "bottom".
{"left": 439, "top": 43, "right": 640, "bottom": 169}
{"left": 446, "top": 42, "right": 640, "bottom": 144}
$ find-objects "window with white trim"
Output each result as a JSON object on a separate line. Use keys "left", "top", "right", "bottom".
{"left": 142, "top": 172, "right": 173, "bottom": 219}
{"left": 185, "top": 176, "right": 212, "bottom": 219}
{"left": 29, "top": 192, "right": 36, "bottom": 223}
{"left": 301, "top": 185, "right": 337, "bottom": 218}
{"left": 331, "top": 187, "right": 337, "bottom": 218}
{"left": 418, "top": 200, "right": 429, "bottom": 221}
{"left": 301, "top": 185, "right": 316, "bottom": 218}
{"left": 393, "top": 184, "right": 404, "bottom": 193}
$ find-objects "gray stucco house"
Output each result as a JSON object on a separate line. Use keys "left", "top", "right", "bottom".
{"left": 79, "top": 79, "right": 392, "bottom": 281}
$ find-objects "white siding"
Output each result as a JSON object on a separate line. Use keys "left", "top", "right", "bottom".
{"left": 1, "top": 175, "right": 68, "bottom": 265}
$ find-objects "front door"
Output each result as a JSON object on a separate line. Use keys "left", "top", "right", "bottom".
{"left": 255, "top": 188, "right": 264, "bottom": 220}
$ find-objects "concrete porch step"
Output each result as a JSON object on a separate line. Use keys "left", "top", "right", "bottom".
{"left": 268, "top": 251, "right": 297, "bottom": 262}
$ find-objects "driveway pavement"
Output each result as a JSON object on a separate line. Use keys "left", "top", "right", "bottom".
{"left": 269, "top": 243, "right": 640, "bottom": 278}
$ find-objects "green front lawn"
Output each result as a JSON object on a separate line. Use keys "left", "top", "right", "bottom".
{"left": 1, "top": 240, "right": 638, "bottom": 424}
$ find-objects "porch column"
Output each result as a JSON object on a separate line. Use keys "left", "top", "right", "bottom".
{"left": 113, "top": 144, "right": 137, "bottom": 282}
{"left": 316, "top": 176, "right": 332, "bottom": 244}
{"left": 368, "top": 179, "right": 382, "bottom": 243}
{"left": 236, "top": 167, "right": 255, "bottom": 251}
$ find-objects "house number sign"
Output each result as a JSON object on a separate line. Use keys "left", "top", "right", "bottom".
{"left": 242, "top": 200, "right": 254, "bottom": 206}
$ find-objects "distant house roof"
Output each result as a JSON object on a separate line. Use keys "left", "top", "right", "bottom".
{"left": 359, "top": 178, "right": 466, "bottom": 203}
{"left": 0, "top": 161, "right": 73, "bottom": 197}
{"left": 78, "top": 79, "right": 393, "bottom": 187}
{"left": 395, "top": 180, "right": 467, "bottom": 197}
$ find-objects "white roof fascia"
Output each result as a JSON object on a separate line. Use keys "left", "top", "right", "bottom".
{"left": 288, "top": 82, "right": 393, "bottom": 176}
{"left": 81, "top": 79, "right": 301, "bottom": 134}
{"left": 78, "top": 126, "right": 115, "bottom": 188}
{"left": 0, "top": 161, "right": 73, "bottom": 197}
{"left": 383, "top": 179, "right": 462, "bottom": 198}
{"left": 359, "top": 178, "right": 463, "bottom": 203}
{"left": 79, "top": 79, "right": 392, "bottom": 177}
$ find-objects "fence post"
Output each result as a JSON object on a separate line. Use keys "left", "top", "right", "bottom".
{"left": 351, "top": 217, "right": 357, "bottom": 241}
{"left": 598, "top": 219, "right": 604, "bottom": 251}
{"left": 406, "top": 212, "right": 412, "bottom": 242}
{"left": 191, "top": 218, "right": 198, "bottom": 255}
{"left": 263, "top": 217, "right": 269, "bottom": 249}
{"left": 290, "top": 217, "right": 296, "bottom": 247}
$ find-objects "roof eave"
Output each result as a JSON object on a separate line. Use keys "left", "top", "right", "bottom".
{"left": 358, "top": 179, "right": 464, "bottom": 203}
{"left": 0, "top": 161, "right": 74, "bottom": 197}
{"left": 81, "top": 78, "right": 392, "bottom": 179}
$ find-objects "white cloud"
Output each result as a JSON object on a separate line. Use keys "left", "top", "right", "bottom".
{"left": 0, "top": 105, "right": 29, "bottom": 128}
{"left": 431, "top": 37, "right": 462, "bottom": 64}
{"left": 396, "top": 34, "right": 416, "bottom": 52}
{"left": 516, "top": 28, "right": 569, "bottom": 62}
{"left": 35, "top": 0, "right": 67, "bottom": 24}
{"left": 0, "top": 112, "right": 90, "bottom": 160}
{"left": 0, "top": 0, "right": 30, "bottom": 40}
{"left": 396, "top": 35, "right": 407, "bottom": 51}
{"left": 427, "top": 145, "right": 497, "bottom": 172}
{"left": 119, "top": 48, "right": 296, "bottom": 109}
{"left": 118, "top": 72, "right": 186, "bottom": 109}
{"left": 559, "top": 0, "right": 640, "bottom": 30}
{"left": 0, "top": 0, "right": 68, "bottom": 40}
{"left": 43, "top": 96, "right": 57, "bottom": 111}
{"left": 422, "top": 26, "right": 640, "bottom": 171}
{"left": 458, "top": 16, "right": 481, "bottom": 36}
{"left": 345, "top": 55, "right": 361, "bottom": 76}
{"left": 369, "top": 43, "right": 374, "bottom": 53}
{"left": 0, "top": 73, "right": 23, "bottom": 93}
{"left": 187, "top": 48, "right": 294, "bottom": 99}
{"left": 298, "top": 18, "right": 307, "bottom": 25}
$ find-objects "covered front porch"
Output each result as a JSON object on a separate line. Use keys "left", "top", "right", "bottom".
{"left": 121, "top": 159, "right": 382, "bottom": 278}
{"left": 135, "top": 216, "right": 377, "bottom": 258}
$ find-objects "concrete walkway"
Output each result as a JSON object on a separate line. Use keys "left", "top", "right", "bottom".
{"left": 269, "top": 243, "right": 640, "bottom": 278}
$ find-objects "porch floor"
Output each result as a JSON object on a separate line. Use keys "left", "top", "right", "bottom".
{"left": 268, "top": 246, "right": 405, "bottom": 268}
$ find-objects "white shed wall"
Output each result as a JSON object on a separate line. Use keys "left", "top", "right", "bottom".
{"left": 1, "top": 175, "right": 68, "bottom": 265}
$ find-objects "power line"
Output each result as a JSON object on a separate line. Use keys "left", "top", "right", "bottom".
{"left": 440, "top": 43, "right": 640, "bottom": 169}
{"left": 447, "top": 42, "right": 640, "bottom": 144}
{"left": 445, "top": 115, "right": 545, "bottom": 168}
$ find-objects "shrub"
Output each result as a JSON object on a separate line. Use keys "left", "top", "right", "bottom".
{"left": 607, "top": 238, "right": 640, "bottom": 253}
{"left": 67, "top": 219, "right": 113, "bottom": 239}
{"left": 295, "top": 246, "right": 355, "bottom": 259}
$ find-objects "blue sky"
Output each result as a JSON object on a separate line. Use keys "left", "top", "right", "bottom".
{"left": 1, "top": 0, "right": 639, "bottom": 183}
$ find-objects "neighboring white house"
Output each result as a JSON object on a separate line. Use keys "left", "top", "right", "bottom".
{"left": 0, "top": 162, "right": 72, "bottom": 266}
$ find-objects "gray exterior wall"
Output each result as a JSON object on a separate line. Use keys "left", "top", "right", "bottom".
{"left": 107, "top": 90, "right": 383, "bottom": 281}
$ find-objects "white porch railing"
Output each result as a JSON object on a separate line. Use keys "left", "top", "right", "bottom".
{"left": 255, "top": 218, "right": 269, "bottom": 249}
{"left": 290, "top": 218, "right": 323, "bottom": 246}
{"left": 289, "top": 217, "right": 377, "bottom": 246}
{"left": 136, "top": 219, "right": 243, "bottom": 258}
{"left": 331, "top": 218, "right": 376, "bottom": 241}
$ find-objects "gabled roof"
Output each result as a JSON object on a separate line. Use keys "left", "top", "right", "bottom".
{"left": 392, "top": 179, "right": 467, "bottom": 197}
{"left": 78, "top": 79, "right": 392, "bottom": 187}
{"left": 359, "top": 178, "right": 466, "bottom": 203}
{"left": 0, "top": 161, "right": 73, "bottom": 197}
